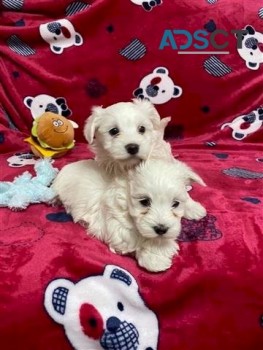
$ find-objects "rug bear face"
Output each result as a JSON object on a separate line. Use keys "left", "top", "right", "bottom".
{"left": 44, "top": 265, "right": 159, "bottom": 350}
{"left": 39, "top": 18, "right": 83, "bottom": 54}
{"left": 236, "top": 25, "right": 263, "bottom": 70}
{"left": 133, "top": 67, "right": 182, "bottom": 105}
{"left": 221, "top": 107, "right": 263, "bottom": 140}
{"left": 7, "top": 152, "right": 37, "bottom": 167}
{"left": 24, "top": 94, "right": 72, "bottom": 119}
{"left": 130, "top": 0, "right": 162, "bottom": 11}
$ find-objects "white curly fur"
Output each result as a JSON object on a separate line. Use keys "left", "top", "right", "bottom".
{"left": 52, "top": 100, "right": 206, "bottom": 272}
{"left": 83, "top": 99, "right": 174, "bottom": 176}
{"left": 52, "top": 158, "right": 206, "bottom": 272}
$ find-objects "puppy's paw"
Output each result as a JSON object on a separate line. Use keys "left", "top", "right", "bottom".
{"left": 137, "top": 251, "right": 172, "bottom": 272}
{"left": 109, "top": 243, "right": 129, "bottom": 255}
{"left": 108, "top": 240, "right": 134, "bottom": 255}
{"left": 184, "top": 200, "right": 207, "bottom": 220}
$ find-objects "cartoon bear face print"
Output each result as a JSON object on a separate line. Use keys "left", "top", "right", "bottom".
{"left": 39, "top": 18, "right": 83, "bottom": 54}
{"left": 24, "top": 94, "right": 72, "bottom": 119}
{"left": 44, "top": 265, "right": 159, "bottom": 350}
{"left": 130, "top": 0, "right": 162, "bottom": 11}
{"left": 236, "top": 25, "right": 263, "bottom": 70}
{"left": 133, "top": 67, "right": 183, "bottom": 104}
{"left": 7, "top": 152, "right": 38, "bottom": 167}
{"left": 221, "top": 107, "right": 263, "bottom": 140}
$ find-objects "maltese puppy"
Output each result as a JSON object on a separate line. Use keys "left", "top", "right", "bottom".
{"left": 52, "top": 158, "right": 206, "bottom": 272}
{"left": 82, "top": 97, "right": 204, "bottom": 222}
{"left": 83, "top": 99, "right": 174, "bottom": 176}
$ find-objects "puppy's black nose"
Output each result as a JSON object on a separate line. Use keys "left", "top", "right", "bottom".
{"left": 125, "top": 143, "right": 139, "bottom": 155}
{"left": 106, "top": 316, "right": 121, "bottom": 333}
{"left": 153, "top": 224, "right": 168, "bottom": 235}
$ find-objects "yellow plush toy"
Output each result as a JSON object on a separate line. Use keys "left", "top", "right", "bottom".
{"left": 25, "top": 112, "right": 79, "bottom": 158}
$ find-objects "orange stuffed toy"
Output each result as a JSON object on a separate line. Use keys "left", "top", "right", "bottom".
{"left": 25, "top": 112, "right": 79, "bottom": 158}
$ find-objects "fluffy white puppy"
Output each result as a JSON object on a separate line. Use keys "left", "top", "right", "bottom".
{"left": 52, "top": 159, "right": 206, "bottom": 272}
{"left": 83, "top": 98, "right": 205, "bottom": 214}
{"left": 83, "top": 99, "right": 174, "bottom": 176}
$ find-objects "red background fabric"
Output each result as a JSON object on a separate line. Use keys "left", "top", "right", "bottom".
{"left": 0, "top": 1, "right": 263, "bottom": 349}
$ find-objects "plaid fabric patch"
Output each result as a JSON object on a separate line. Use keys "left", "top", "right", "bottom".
{"left": 52, "top": 287, "right": 69, "bottom": 315}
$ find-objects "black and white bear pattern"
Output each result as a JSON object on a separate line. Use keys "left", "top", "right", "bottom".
{"left": 133, "top": 67, "right": 182, "bottom": 105}
{"left": 130, "top": 0, "right": 162, "bottom": 12}
{"left": 7, "top": 152, "right": 38, "bottom": 167}
{"left": 221, "top": 107, "right": 263, "bottom": 140}
{"left": 235, "top": 25, "right": 263, "bottom": 70}
{"left": 44, "top": 265, "right": 159, "bottom": 350}
{"left": 39, "top": 19, "right": 83, "bottom": 54}
{"left": 24, "top": 94, "right": 72, "bottom": 119}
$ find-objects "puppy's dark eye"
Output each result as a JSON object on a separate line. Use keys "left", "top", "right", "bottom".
{"left": 139, "top": 198, "right": 151, "bottom": 207}
{"left": 172, "top": 201, "right": 180, "bottom": 208}
{"left": 117, "top": 302, "right": 124, "bottom": 311}
{"left": 138, "top": 126, "right": 146, "bottom": 134}
{"left": 109, "top": 127, "right": 119, "bottom": 136}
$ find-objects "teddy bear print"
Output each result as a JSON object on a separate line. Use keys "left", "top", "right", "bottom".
{"left": 130, "top": 0, "right": 162, "bottom": 12}
{"left": 221, "top": 107, "right": 263, "bottom": 140}
{"left": 179, "top": 214, "right": 222, "bottom": 242}
{"left": 24, "top": 94, "right": 72, "bottom": 119}
{"left": 39, "top": 18, "right": 83, "bottom": 54}
{"left": 235, "top": 25, "right": 263, "bottom": 70}
{"left": 133, "top": 67, "right": 182, "bottom": 104}
{"left": 7, "top": 152, "right": 38, "bottom": 167}
{"left": 44, "top": 265, "right": 159, "bottom": 350}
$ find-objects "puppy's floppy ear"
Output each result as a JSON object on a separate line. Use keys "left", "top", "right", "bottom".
{"left": 158, "top": 116, "right": 171, "bottom": 137}
{"left": 83, "top": 106, "right": 104, "bottom": 144}
{"left": 160, "top": 116, "right": 171, "bottom": 128}
{"left": 176, "top": 160, "right": 206, "bottom": 187}
{"left": 132, "top": 98, "right": 161, "bottom": 129}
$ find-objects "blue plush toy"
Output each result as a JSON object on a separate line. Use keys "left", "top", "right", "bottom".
{"left": 0, "top": 158, "right": 58, "bottom": 210}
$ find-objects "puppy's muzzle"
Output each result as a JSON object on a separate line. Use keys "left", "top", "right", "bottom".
{"left": 125, "top": 143, "right": 139, "bottom": 155}
{"left": 153, "top": 224, "right": 168, "bottom": 235}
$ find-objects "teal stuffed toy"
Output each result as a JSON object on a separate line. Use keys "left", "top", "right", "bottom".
{"left": 0, "top": 158, "right": 58, "bottom": 210}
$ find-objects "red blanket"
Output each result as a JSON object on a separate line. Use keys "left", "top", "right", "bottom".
{"left": 1, "top": 1, "right": 263, "bottom": 349}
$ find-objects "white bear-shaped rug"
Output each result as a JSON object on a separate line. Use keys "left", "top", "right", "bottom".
{"left": 44, "top": 265, "right": 159, "bottom": 350}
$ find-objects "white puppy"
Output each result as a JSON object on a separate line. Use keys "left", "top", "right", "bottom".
{"left": 82, "top": 98, "right": 205, "bottom": 219}
{"left": 83, "top": 99, "right": 174, "bottom": 176}
{"left": 52, "top": 159, "right": 206, "bottom": 272}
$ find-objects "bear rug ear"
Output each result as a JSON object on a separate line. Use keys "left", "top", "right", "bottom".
{"left": 173, "top": 85, "right": 183, "bottom": 98}
{"left": 44, "top": 278, "right": 74, "bottom": 325}
{"left": 103, "top": 265, "right": 139, "bottom": 291}
{"left": 24, "top": 96, "right": 33, "bottom": 108}
{"left": 154, "top": 67, "right": 169, "bottom": 75}
{"left": 245, "top": 25, "right": 255, "bottom": 35}
{"left": 75, "top": 33, "right": 83, "bottom": 46}
{"left": 56, "top": 98, "right": 66, "bottom": 105}
{"left": 51, "top": 45, "right": 63, "bottom": 54}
